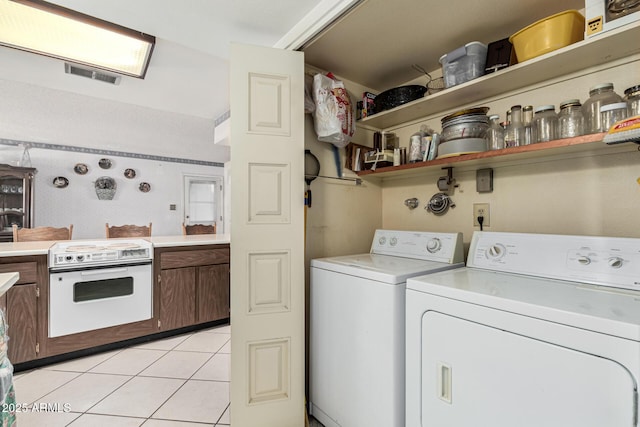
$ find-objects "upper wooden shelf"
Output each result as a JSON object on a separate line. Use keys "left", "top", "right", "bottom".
{"left": 356, "top": 133, "right": 639, "bottom": 181}
{"left": 358, "top": 21, "right": 640, "bottom": 130}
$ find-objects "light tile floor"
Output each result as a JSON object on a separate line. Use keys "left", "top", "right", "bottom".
{"left": 12, "top": 324, "right": 231, "bottom": 427}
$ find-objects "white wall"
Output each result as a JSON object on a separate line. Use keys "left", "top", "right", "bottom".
{"left": 0, "top": 79, "right": 229, "bottom": 162}
{"left": 26, "top": 148, "right": 223, "bottom": 239}
{"left": 0, "top": 79, "right": 229, "bottom": 239}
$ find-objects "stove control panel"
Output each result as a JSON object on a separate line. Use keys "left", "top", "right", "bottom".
{"left": 370, "top": 230, "right": 464, "bottom": 264}
{"left": 469, "top": 232, "right": 640, "bottom": 291}
{"left": 49, "top": 240, "right": 152, "bottom": 269}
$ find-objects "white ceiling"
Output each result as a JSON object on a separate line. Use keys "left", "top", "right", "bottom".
{"left": 303, "top": 0, "right": 585, "bottom": 92}
{"left": 0, "top": 0, "right": 587, "bottom": 123}
{"left": 0, "top": 0, "right": 324, "bottom": 120}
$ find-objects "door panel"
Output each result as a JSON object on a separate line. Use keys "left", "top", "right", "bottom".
{"left": 230, "top": 43, "right": 305, "bottom": 426}
{"left": 421, "top": 311, "right": 636, "bottom": 426}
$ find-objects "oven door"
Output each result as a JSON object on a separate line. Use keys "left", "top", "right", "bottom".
{"left": 49, "top": 262, "right": 152, "bottom": 338}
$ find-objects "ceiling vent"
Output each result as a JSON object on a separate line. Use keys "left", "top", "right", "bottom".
{"left": 64, "top": 63, "right": 121, "bottom": 85}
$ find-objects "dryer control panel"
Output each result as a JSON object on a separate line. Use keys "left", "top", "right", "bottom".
{"left": 370, "top": 230, "right": 464, "bottom": 264}
{"left": 468, "top": 231, "right": 640, "bottom": 291}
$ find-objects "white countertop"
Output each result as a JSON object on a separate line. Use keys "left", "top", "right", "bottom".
{"left": 0, "top": 234, "right": 231, "bottom": 257}
{"left": 0, "top": 272, "right": 19, "bottom": 297}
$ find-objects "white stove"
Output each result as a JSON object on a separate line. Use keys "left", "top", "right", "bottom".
{"left": 406, "top": 231, "right": 640, "bottom": 426}
{"left": 48, "top": 239, "right": 154, "bottom": 337}
{"left": 49, "top": 239, "right": 153, "bottom": 270}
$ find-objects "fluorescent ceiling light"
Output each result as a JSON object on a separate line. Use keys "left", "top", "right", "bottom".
{"left": 0, "top": 0, "right": 155, "bottom": 78}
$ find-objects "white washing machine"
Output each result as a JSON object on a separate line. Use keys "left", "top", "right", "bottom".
{"left": 310, "top": 229, "right": 464, "bottom": 427}
{"left": 406, "top": 231, "right": 640, "bottom": 427}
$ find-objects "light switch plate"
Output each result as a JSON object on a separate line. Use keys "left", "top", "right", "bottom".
{"left": 476, "top": 168, "right": 493, "bottom": 193}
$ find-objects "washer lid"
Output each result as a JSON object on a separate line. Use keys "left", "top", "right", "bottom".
{"left": 407, "top": 268, "right": 640, "bottom": 341}
{"left": 311, "top": 253, "right": 463, "bottom": 284}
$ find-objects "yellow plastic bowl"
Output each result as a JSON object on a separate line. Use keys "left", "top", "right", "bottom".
{"left": 509, "top": 10, "right": 585, "bottom": 63}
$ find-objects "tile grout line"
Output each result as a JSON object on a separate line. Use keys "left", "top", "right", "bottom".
{"left": 13, "top": 326, "right": 231, "bottom": 425}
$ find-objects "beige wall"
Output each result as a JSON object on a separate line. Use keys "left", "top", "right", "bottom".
{"left": 379, "top": 55, "right": 640, "bottom": 252}
{"left": 305, "top": 55, "right": 640, "bottom": 262}
{"left": 304, "top": 73, "right": 382, "bottom": 264}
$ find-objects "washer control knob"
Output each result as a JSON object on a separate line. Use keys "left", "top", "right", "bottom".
{"left": 486, "top": 244, "right": 506, "bottom": 260}
{"left": 378, "top": 237, "right": 387, "bottom": 245}
{"left": 426, "top": 238, "right": 441, "bottom": 253}
{"left": 608, "top": 257, "right": 624, "bottom": 268}
{"left": 577, "top": 256, "right": 591, "bottom": 265}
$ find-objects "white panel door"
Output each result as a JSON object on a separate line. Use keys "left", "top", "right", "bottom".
{"left": 230, "top": 43, "right": 305, "bottom": 427}
{"left": 421, "top": 311, "right": 637, "bottom": 427}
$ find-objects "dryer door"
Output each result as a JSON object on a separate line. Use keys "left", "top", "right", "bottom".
{"left": 420, "top": 312, "right": 637, "bottom": 427}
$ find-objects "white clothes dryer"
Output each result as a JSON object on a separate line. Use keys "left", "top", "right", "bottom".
{"left": 310, "top": 230, "right": 464, "bottom": 427}
{"left": 406, "top": 231, "right": 640, "bottom": 427}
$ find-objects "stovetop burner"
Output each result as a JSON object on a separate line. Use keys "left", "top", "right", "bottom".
{"left": 49, "top": 239, "right": 153, "bottom": 270}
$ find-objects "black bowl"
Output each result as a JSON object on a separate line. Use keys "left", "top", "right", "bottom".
{"left": 374, "top": 85, "right": 427, "bottom": 114}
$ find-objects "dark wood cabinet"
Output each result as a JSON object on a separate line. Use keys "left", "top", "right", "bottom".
{"left": 159, "top": 266, "right": 196, "bottom": 329}
{"left": 155, "top": 245, "right": 230, "bottom": 331}
{"left": 0, "top": 256, "right": 46, "bottom": 364}
{"left": 197, "top": 264, "right": 230, "bottom": 323}
{"left": 5, "top": 283, "right": 38, "bottom": 363}
{"left": 0, "top": 243, "right": 229, "bottom": 366}
{"left": 0, "top": 164, "right": 36, "bottom": 242}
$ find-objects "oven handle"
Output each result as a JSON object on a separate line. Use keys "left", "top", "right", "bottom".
{"left": 49, "top": 260, "right": 152, "bottom": 273}
{"left": 80, "top": 268, "right": 129, "bottom": 277}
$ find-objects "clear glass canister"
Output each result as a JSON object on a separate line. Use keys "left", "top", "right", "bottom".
{"left": 486, "top": 114, "right": 505, "bottom": 150}
{"left": 582, "top": 83, "right": 623, "bottom": 134}
{"left": 522, "top": 105, "right": 533, "bottom": 145}
{"left": 600, "top": 102, "right": 629, "bottom": 131}
{"left": 558, "top": 99, "right": 584, "bottom": 138}
{"left": 504, "top": 105, "right": 524, "bottom": 147}
{"left": 532, "top": 105, "right": 558, "bottom": 143}
{"left": 624, "top": 85, "right": 640, "bottom": 117}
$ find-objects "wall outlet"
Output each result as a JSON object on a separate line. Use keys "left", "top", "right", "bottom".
{"left": 473, "top": 203, "right": 490, "bottom": 227}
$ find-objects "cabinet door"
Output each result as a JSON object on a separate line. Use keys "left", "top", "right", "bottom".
{"left": 197, "top": 264, "right": 230, "bottom": 323}
{"left": 5, "top": 284, "right": 38, "bottom": 364}
{"left": 159, "top": 267, "right": 196, "bottom": 330}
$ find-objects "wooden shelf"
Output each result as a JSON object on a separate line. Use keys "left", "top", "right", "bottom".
{"left": 356, "top": 133, "right": 639, "bottom": 181}
{"left": 358, "top": 21, "right": 640, "bottom": 130}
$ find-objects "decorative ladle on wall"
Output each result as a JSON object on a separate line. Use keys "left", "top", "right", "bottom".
{"left": 305, "top": 149, "right": 320, "bottom": 208}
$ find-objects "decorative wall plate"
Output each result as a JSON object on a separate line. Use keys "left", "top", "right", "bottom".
{"left": 74, "top": 163, "right": 89, "bottom": 175}
{"left": 139, "top": 182, "right": 151, "bottom": 193}
{"left": 99, "top": 158, "right": 112, "bottom": 169}
{"left": 53, "top": 176, "right": 69, "bottom": 188}
{"left": 95, "top": 176, "right": 117, "bottom": 200}
{"left": 124, "top": 168, "right": 136, "bottom": 179}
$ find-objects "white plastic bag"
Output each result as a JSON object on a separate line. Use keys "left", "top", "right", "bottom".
{"left": 312, "top": 73, "right": 355, "bottom": 147}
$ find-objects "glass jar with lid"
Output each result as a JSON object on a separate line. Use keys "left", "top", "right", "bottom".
{"left": 486, "top": 114, "right": 505, "bottom": 150}
{"left": 600, "top": 102, "right": 628, "bottom": 131}
{"left": 582, "top": 83, "right": 623, "bottom": 134}
{"left": 624, "top": 85, "right": 640, "bottom": 117}
{"left": 532, "top": 105, "right": 558, "bottom": 143}
{"left": 558, "top": 99, "right": 584, "bottom": 138}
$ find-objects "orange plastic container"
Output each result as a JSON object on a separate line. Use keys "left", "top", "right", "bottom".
{"left": 509, "top": 10, "right": 585, "bottom": 63}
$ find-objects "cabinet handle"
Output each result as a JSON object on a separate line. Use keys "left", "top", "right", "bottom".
{"left": 437, "top": 362, "right": 452, "bottom": 404}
